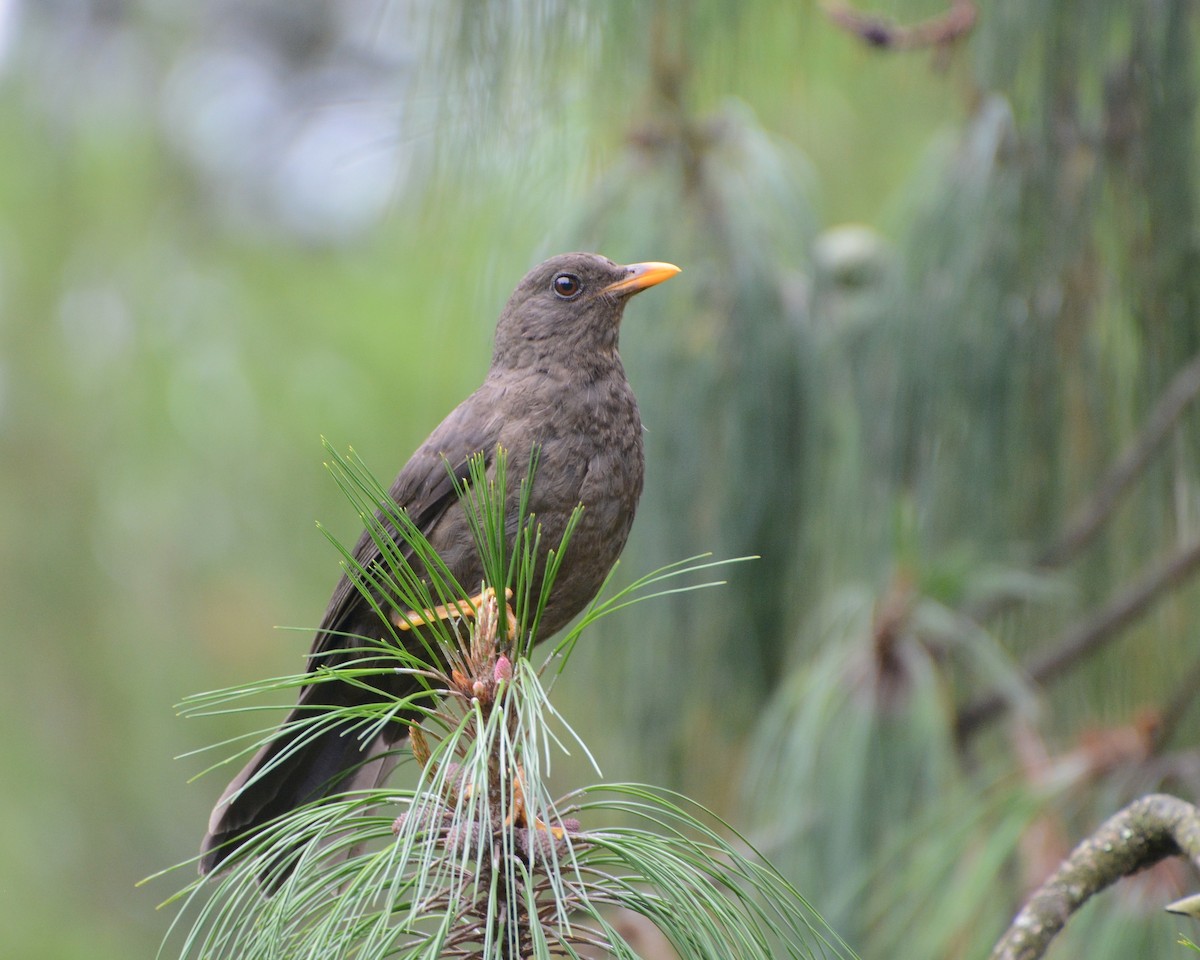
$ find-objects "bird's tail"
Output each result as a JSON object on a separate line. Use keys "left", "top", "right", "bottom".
{"left": 199, "top": 709, "right": 399, "bottom": 882}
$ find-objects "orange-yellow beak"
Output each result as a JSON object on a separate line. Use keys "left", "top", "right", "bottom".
{"left": 602, "top": 261, "right": 682, "bottom": 297}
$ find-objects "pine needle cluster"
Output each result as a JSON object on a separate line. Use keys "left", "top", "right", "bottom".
{"left": 154, "top": 444, "right": 852, "bottom": 960}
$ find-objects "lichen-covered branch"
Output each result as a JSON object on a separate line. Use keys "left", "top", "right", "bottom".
{"left": 989, "top": 794, "right": 1200, "bottom": 960}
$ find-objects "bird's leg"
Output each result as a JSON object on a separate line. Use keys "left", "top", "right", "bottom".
{"left": 392, "top": 586, "right": 517, "bottom": 640}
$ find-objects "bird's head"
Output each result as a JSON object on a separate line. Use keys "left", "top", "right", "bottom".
{"left": 491, "top": 253, "right": 680, "bottom": 371}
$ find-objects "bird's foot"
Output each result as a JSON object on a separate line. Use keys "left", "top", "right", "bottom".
{"left": 502, "top": 763, "right": 567, "bottom": 839}
{"left": 392, "top": 586, "right": 517, "bottom": 640}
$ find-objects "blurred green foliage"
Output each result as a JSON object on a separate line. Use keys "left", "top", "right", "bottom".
{"left": 5, "top": 1, "right": 1200, "bottom": 958}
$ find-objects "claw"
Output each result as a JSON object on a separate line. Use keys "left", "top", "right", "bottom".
{"left": 502, "top": 764, "right": 566, "bottom": 839}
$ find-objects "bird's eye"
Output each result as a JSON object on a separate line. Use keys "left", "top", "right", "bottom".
{"left": 552, "top": 273, "right": 583, "bottom": 299}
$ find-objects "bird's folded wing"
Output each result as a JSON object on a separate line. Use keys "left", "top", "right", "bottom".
{"left": 310, "top": 391, "right": 503, "bottom": 658}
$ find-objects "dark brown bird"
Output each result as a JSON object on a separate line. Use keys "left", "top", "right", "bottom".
{"left": 200, "top": 252, "right": 679, "bottom": 876}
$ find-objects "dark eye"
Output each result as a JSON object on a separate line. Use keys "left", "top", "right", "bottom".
{"left": 552, "top": 273, "right": 582, "bottom": 299}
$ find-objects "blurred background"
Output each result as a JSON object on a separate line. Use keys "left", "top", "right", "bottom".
{"left": 4, "top": 0, "right": 1200, "bottom": 957}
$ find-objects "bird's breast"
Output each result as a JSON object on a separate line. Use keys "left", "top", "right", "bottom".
{"left": 495, "top": 367, "right": 645, "bottom": 635}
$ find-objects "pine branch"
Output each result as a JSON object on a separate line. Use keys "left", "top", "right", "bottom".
{"left": 161, "top": 444, "right": 849, "bottom": 960}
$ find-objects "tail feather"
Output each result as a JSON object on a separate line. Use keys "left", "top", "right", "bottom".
{"left": 200, "top": 713, "right": 398, "bottom": 878}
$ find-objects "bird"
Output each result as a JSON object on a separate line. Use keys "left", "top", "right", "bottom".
{"left": 200, "top": 252, "right": 680, "bottom": 877}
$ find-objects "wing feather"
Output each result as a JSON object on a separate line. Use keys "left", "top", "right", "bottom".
{"left": 312, "top": 388, "right": 502, "bottom": 657}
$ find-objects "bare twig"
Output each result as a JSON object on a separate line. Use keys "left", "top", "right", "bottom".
{"left": 957, "top": 535, "right": 1200, "bottom": 738}
{"left": 1039, "top": 350, "right": 1200, "bottom": 568}
{"left": 989, "top": 793, "right": 1200, "bottom": 960}
{"left": 965, "top": 349, "right": 1200, "bottom": 626}
{"left": 956, "top": 351, "right": 1200, "bottom": 739}
{"left": 823, "top": 0, "right": 976, "bottom": 51}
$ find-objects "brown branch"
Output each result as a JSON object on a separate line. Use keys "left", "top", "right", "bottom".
{"left": 955, "top": 351, "right": 1200, "bottom": 740}
{"left": 965, "top": 348, "right": 1200, "bottom": 626}
{"left": 1038, "top": 350, "right": 1200, "bottom": 568}
{"left": 989, "top": 793, "right": 1200, "bottom": 960}
{"left": 957, "top": 534, "right": 1200, "bottom": 739}
{"left": 823, "top": 0, "right": 976, "bottom": 51}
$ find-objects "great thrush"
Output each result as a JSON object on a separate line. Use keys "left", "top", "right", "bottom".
{"left": 200, "top": 252, "right": 680, "bottom": 876}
